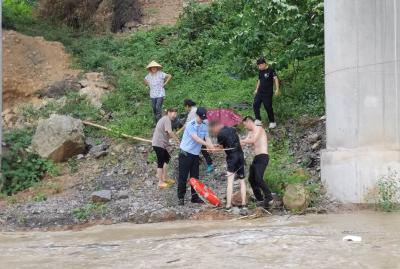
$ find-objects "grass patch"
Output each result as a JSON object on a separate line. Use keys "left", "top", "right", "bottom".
{"left": 72, "top": 203, "right": 106, "bottom": 221}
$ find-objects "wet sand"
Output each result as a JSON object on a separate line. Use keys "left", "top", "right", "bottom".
{"left": 1, "top": 211, "right": 400, "bottom": 269}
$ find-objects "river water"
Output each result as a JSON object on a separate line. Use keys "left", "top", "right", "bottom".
{"left": 1, "top": 211, "right": 400, "bottom": 269}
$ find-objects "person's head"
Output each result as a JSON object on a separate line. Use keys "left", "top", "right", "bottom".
{"left": 183, "top": 99, "right": 197, "bottom": 112}
{"left": 146, "top": 61, "right": 162, "bottom": 73}
{"left": 242, "top": 116, "right": 256, "bottom": 130}
{"left": 195, "top": 107, "right": 207, "bottom": 123}
{"left": 209, "top": 120, "right": 223, "bottom": 136}
{"left": 256, "top": 58, "right": 267, "bottom": 70}
{"left": 149, "top": 67, "right": 159, "bottom": 73}
{"left": 166, "top": 108, "right": 178, "bottom": 120}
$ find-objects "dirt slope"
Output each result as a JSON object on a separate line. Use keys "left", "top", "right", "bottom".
{"left": 140, "top": 0, "right": 210, "bottom": 26}
{"left": 2, "top": 30, "right": 79, "bottom": 111}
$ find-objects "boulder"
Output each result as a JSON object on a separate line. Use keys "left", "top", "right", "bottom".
{"left": 31, "top": 114, "right": 85, "bottom": 162}
{"left": 91, "top": 190, "right": 112, "bottom": 203}
{"left": 38, "top": 76, "right": 81, "bottom": 98}
{"left": 231, "top": 191, "right": 250, "bottom": 206}
{"left": 79, "top": 72, "right": 112, "bottom": 108}
{"left": 283, "top": 184, "right": 310, "bottom": 213}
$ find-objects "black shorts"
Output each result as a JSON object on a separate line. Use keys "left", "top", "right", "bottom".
{"left": 226, "top": 152, "right": 245, "bottom": 179}
{"left": 153, "top": 146, "right": 171, "bottom": 168}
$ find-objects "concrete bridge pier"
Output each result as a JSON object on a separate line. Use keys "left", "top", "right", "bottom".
{"left": 322, "top": 0, "right": 400, "bottom": 203}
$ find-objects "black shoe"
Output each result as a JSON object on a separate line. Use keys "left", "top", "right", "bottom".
{"left": 191, "top": 197, "right": 205, "bottom": 204}
{"left": 264, "top": 198, "right": 274, "bottom": 209}
{"left": 178, "top": 198, "right": 185, "bottom": 206}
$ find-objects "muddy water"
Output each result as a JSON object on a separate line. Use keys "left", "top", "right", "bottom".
{"left": 1, "top": 211, "right": 400, "bottom": 269}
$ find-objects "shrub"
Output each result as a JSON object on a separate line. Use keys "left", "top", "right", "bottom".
{"left": 1, "top": 128, "right": 57, "bottom": 195}
{"left": 376, "top": 172, "right": 400, "bottom": 212}
{"left": 3, "top": 0, "right": 35, "bottom": 29}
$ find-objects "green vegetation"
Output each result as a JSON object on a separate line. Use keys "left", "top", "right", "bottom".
{"left": 4, "top": 0, "right": 325, "bottom": 198}
{"left": 1, "top": 128, "right": 58, "bottom": 195}
{"left": 2, "top": 0, "right": 35, "bottom": 29}
{"left": 33, "top": 192, "right": 47, "bottom": 202}
{"left": 376, "top": 172, "right": 400, "bottom": 212}
{"left": 72, "top": 203, "right": 106, "bottom": 221}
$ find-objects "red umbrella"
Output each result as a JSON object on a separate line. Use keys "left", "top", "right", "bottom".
{"left": 206, "top": 108, "right": 242, "bottom": 126}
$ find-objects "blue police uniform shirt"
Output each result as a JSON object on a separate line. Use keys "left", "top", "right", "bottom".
{"left": 180, "top": 119, "right": 209, "bottom": 155}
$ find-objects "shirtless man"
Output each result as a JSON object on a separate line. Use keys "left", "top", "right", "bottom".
{"left": 240, "top": 116, "right": 273, "bottom": 208}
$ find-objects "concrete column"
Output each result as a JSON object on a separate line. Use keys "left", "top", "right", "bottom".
{"left": 322, "top": 0, "right": 400, "bottom": 203}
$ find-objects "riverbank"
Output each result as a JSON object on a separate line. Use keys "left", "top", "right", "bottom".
{"left": 1, "top": 211, "right": 399, "bottom": 268}
{"left": 0, "top": 117, "right": 330, "bottom": 231}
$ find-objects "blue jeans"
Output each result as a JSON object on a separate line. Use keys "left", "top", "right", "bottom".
{"left": 151, "top": 97, "right": 164, "bottom": 123}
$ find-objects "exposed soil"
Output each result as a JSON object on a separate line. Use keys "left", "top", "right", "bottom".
{"left": 2, "top": 30, "right": 79, "bottom": 111}
{"left": 138, "top": 0, "right": 210, "bottom": 26}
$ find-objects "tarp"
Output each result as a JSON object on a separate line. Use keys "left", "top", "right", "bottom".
{"left": 206, "top": 108, "right": 242, "bottom": 126}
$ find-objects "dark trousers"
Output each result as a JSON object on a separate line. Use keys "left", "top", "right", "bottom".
{"left": 248, "top": 154, "right": 273, "bottom": 201}
{"left": 178, "top": 151, "right": 200, "bottom": 200}
{"left": 151, "top": 97, "right": 164, "bottom": 123}
{"left": 253, "top": 93, "right": 275, "bottom": 122}
{"left": 201, "top": 146, "right": 213, "bottom": 166}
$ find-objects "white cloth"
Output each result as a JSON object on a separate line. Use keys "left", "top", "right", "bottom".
{"left": 185, "top": 106, "right": 197, "bottom": 124}
{"left": 145, "top": 71, "right": 167, "bottom": 98}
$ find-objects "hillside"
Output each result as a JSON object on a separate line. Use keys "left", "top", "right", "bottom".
{"left": 1, "top": 0, "right": 328, "bottom": 229}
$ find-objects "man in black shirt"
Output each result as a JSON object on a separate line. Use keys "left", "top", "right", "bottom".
{"left": 253, "top": 58, "right": 280, "bottom": 129}
{"left": 209, "top": 121, "right": 246, "bottom": 209}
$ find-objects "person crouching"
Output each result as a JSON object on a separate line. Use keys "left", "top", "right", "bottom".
{"left": 209, "top": 120, "right": 246, "bottom": 209}
{"left": 152, "top": 108, "right": 180, "bottom": 188}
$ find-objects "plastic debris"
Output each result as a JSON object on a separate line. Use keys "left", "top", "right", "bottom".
{"left": 342, "top": 235, "right": 362, "bottom": 242}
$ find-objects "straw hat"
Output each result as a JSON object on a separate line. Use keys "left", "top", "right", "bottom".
{"left": 146, "top": 61, "right": 162, "bottom": 69}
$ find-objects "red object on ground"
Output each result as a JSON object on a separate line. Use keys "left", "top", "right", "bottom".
{"left": 189, "top": 178, "right": 221, "bottom": 207}
{"left": 206, "top": 108, "right": 242, "bottom": 126}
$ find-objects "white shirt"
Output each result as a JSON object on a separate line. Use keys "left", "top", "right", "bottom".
{"left": 185, "top": 106, "right": 198, "bottom": 124}
{"left": 145, "top": 71, "right": 167, "bottom": 98}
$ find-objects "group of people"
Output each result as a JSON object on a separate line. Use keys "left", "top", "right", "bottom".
{"left": 145, "top": 58, "right": 280, "bottom": 209}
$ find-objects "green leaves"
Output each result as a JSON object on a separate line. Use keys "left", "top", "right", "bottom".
{"left": 1, "top": 128, "right": 57, "bottom": 195}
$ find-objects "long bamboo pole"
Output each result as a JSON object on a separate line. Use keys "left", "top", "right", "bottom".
{"left": 82, "top": 121, "right": 152, "bottom": 143}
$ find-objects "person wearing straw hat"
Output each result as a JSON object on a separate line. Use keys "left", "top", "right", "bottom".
{"left": 144, "top": 61, "right": 172, "bottom": 123}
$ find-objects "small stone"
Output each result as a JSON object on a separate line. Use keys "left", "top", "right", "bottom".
{"left": 117, "top": 190, "right": 129, "bottom": 199}
{"left": 91, "top": 190, "right": 112, "bottom": 203}
{"left": 231, "top": 207, "right": 241, "bottom": 215}
{"left": 308, "top": 133, "right": 320, "bottom": 143}
{"left": 94, "top": 151, "right": 108, "bottom": 159}
{"left": 311, "top": 140, "right": 322, "bottom": 151}
{"left": 77, "top": 154, "right": 85, "bottom": 160}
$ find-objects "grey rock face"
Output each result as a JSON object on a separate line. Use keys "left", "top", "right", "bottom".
{"left": 31, "top": 114, "right": 85, "bottom": 162}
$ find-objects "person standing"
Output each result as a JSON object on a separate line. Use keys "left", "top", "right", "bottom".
{"left": 182, "top": 99, "right": 214, "bottom": 173}
{"left": 178, "top": 107, "right": 215, "bottom": 205}
{"left": 253, "top": 58, "right": 280, "bottom": 129}
{"left": 240, "top": 116, "right": 274, "bottom": 209}
{"left": 152, "top": 108, "right": 180, "bottom": 188}
{"left": 144, "top": 61, "right": 172, "bottom": 123}
{"left": 209, "top": 120, "right": 246, "bottom": 209}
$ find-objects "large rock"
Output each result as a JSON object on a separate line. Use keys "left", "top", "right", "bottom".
{"left": 231, "top": 191, "right": 250, "bottom": 206}
{"left": 91, "top": 190, "right": 112, "bottom": 203}
{"left": 283, "top": 184, "right": 310, "bottom": 213}
{"left": 31, "top": 114, "right": 85, "bottom": 162}
{"left": 79, "top": 72, "right": 112, "bottom": 108}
